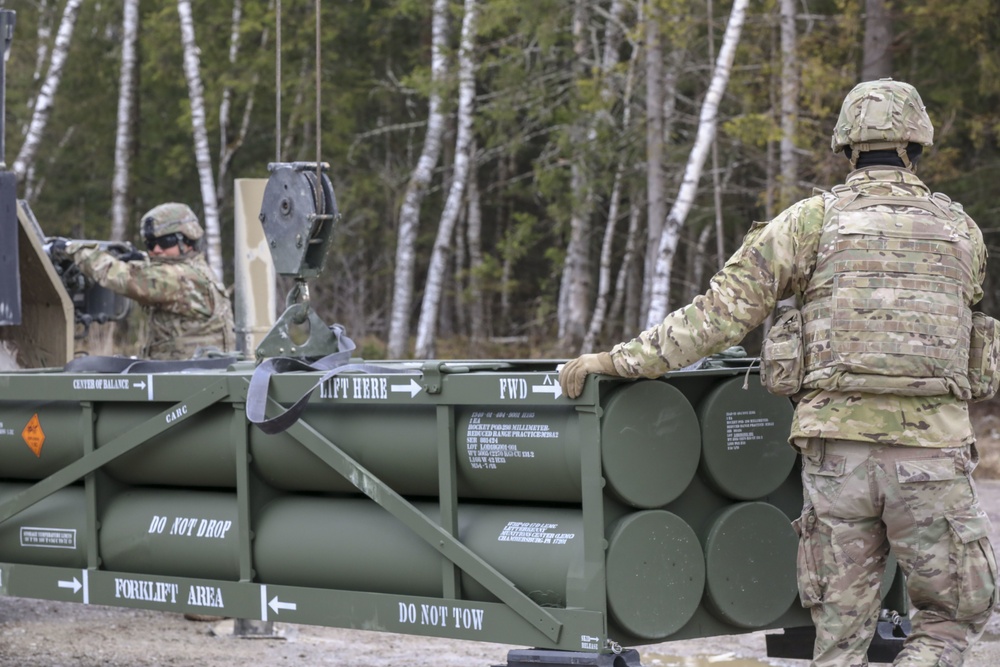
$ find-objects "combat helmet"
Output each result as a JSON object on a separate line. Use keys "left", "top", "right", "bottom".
{"left": 831, "top": 78, "right": 933, "bottom": 170}
{"left": 141, "top": 203, "right": 203, "bottom": 251}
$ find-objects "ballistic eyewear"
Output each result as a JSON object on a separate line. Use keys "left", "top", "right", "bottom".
{"left": 145, "top": 233, "right": 183, "bottom": 251}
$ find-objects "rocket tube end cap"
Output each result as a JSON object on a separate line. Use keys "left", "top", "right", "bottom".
{"left": 605, "top": 510, "right": 704, "bottom": 640}
{"left": 697, "top": 376, "right": 796, "bottom": 500}
{"left": 601, "top": 380, "right": 700, "bottom": 508}
{"left": 702, "top": 502, "right": 798, "bottom": 629}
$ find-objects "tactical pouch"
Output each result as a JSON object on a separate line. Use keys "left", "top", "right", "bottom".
{"left": 760, "top": 308, "right": 804, "bottom": 396}
{"left": 968, "top": 312, "right": 1000, "bottom": 402}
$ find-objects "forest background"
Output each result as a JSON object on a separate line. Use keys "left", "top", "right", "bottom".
{"left": 4, "top": 0, "right": 1000, "bottom": 361}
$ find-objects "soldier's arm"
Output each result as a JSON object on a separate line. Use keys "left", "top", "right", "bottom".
{"left": 69, "top": 246, "right": 200, "bottom": 309}
{"left": 610, "top": 197, "right": 824, "bottom": 379}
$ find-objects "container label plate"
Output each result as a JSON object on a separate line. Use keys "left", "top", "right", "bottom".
{"left": 725, "top": 410, "right": 775, "bottom": 451}
{"left": 465, "top": 411, "right": 552, "bottom": 470}
{"left": 497, "top": 521, "right": 575, "bottom": 545}
{"left": 20, "top": 527, "right": 76, "bottom": 549}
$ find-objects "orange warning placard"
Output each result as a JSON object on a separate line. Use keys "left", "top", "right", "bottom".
{"left": 22, "top": 413, "right": 45, "bottom": 457}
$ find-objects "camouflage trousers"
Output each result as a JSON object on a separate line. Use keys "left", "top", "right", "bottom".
{"left": 794, "top": 438, "right": 998, "bottom": 667}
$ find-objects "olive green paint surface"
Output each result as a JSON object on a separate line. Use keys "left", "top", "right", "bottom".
{"left": 0, "top": 361, "right": 822, "bottom": 652}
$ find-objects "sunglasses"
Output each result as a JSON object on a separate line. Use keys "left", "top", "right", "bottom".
{"left": 144, "top": 233, "right": 183, "bottom": 251}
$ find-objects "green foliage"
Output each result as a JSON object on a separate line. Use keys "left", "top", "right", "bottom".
{"left": 6, "top": 0, "right": 1000, "bottom": 349}
{"left": 723, "top": 113, "right": 781, "bottom": 148}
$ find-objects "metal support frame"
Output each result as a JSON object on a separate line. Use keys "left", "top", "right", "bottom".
{"left": 0, "top": 380, "right": 230, "bottom": 524}
{"left": 264, "top": 391, "right": 564, "bottom": 641}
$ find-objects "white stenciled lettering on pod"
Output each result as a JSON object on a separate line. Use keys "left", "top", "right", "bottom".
{"left": 499, "top": 378, "right": 528, "bottom": 399}
{"left": 71, "top": 378, "right": 131, "bottom": 390}
{"left": 320, "top": 376, "right": 395, "bottom": 400}
{"left": 320, "top": 377, "right": 349, "bottom": 399}
{"left": 531, "top": 375, "right": 562, "bottom": 399}
{"left": 165, "top": 404, "right": 188, "bottom": 424}
{"left": 166, "top": 516, "right": 233, "bottom": 539}
{"left": 352, "top": 376, "right": 388, "bottom": 399}
{"left": 398, "top": 602, "right": 485, "bottom": 631}
{"left": 113, "top": 577, "right": 179, "bottom": 604}
{"left": 188, "top": 585, "right": 224, "bottom": 608}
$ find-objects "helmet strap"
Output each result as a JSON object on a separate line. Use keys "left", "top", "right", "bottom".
{"left": 895, "top": 145, "right": 913, "bottom": 171}
{"left": 848, "top": 142, "right": 914, "bottom": 171}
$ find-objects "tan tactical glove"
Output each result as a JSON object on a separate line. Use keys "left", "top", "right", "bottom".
{"left": 63, "top": 240, "right": 101, "bottom": 257}
{"left": 559, "top": 352, "right": 619, "bottom": 399}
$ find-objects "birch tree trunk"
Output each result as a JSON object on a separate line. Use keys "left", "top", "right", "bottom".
{"left": 414, "top": 0, "right": 479, "bottom": 359}
{"left": 581, "top": 169, "right": 623, "bottom": 353}
{"left": 690, "top": 223, "right": 713, "bottom": 301}
{"left": 498, "top": 157, "right": 513, "bottom": 328}
{"left": 218, "top": 0, "right": 243, "bottom": 177}
{"left": 707, "top": 0, "right": 725, "bottom": 272}
{"left": 387, "top": 0, "right": 449, "bottom": 358}
{"left": 451, "top": 208, "right": 467, "bottom": 338}
{"left": 27, "top": 0, "right": 53, "bottom": 116}
{"left": 645, "top": 0, "right": 748, "bottom": 328}
{"left": 642, "top": 2, "right": 665, "bottom": 326}
{"left": 281, "top": 58, "right": 311, "bottom": 160}
{"left": 178, "top": 0, "right": 223, "bottom": 281}
{"left": 779, "top": 0, "right": 798, "bottom": 209}
{"left": 582, "top": 0, "right": 634, "bottom": 352}
{"left": 557, "top": 0, "right": 594, "bottom": 349}
{"left": 608, "top": 202, "right": 642, "bottom": 341}
{"left": 767, "top": 0, "right": 802, "bottom": 333}
{"left": 111, "top": 0, "right": 140, "bottom": 242}
{"left": 465, "top": 165, "right": 486, "bottom": 341}
{"left": 215, "top": 0, "right": 268, "bottom": 224}
{"left": 862, "top": 0, "right": 892, "bottom": 80}
{"left": 12, "top": 0, "right": 83, "bottom": 191}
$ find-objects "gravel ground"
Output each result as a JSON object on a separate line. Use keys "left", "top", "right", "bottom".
{"left": 2, "top": 481, "right": 999, "bottom": 667}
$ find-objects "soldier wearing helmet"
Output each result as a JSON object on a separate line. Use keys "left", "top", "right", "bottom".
{"left": 61, "top": 203, "right": 235, "bottom": 360}
{"left": 560, "top": 79, "right": 996, "bottom": 666}
{"left": 140, "top": 202, "right": 206, "bottom": 254}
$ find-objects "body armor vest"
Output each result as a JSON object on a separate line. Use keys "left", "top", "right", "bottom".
{"left": 145, "top": 255, "right": 235, "bottom": 360}
{"left": 800, "top": 186, "right": 976, "bottom": 399}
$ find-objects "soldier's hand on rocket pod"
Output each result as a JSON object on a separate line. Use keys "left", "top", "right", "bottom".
{"left": 558, "top": 352, "right": 619, "bottom": 399}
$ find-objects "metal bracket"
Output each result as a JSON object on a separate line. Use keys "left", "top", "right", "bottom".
{"left": 255, "top": 301, "right": 345, "bottom": 361}
{"left": 500, "top": 648, "right": 642, "bottom": 667}
{"left": 765, "top": 618, "right": 908, "bottom": 663}
{"left": 420, "top": 361, "right": 445, "bottom": 395}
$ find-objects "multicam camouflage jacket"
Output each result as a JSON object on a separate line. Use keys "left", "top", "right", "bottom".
{"left": 69, "top": 245, "right": 236, "bottom": 360}
{"left": 611, "top": 167, "right": 988, "bottom": 448}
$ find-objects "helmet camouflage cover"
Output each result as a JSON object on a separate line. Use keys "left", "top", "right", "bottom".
{"left": 831, "top": 78, "right": 934, "bottom": 154}
{"left": 141, "top": 203, "right": 204, "bottom": 241}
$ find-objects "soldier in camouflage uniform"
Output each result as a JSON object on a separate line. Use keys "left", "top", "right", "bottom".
{"left": 61, "top": 203, "right": 235, "bottom": 360}
{"left": 560, "top": 80, "right": 998, "bottom": 667}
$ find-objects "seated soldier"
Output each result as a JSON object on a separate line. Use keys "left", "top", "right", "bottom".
{"left": 57, "top": 203, "right": 235, "bottom": 360}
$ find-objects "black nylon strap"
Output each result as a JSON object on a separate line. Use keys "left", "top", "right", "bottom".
{"left": 63, "top": 356, "right": 136, "bottom": 373}
{"left": 245, "top": 326, "right": 418, "bottom": 434}
{"left": 64, "top": 355, "right": 238, "bottom": 374}
{"left": 124, "top": 357, "right": 238, "bottom": 373}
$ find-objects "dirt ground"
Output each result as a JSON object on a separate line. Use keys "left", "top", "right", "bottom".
{"left": 2, "top": 405, "right": 1000, "bottom": 667}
